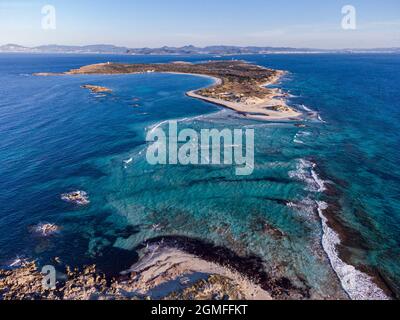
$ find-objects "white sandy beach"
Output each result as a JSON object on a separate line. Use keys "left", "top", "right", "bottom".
{"left": 183, "top": 71, "right": 302, "bottom": 121}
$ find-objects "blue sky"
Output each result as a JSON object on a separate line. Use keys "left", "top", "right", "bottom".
{"left": 0, "top": 0, "right": 399, "bottom": 48}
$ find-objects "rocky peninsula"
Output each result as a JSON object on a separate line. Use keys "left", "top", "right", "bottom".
{"left": 36, "top": 61, "right": 301, "bottom": 121}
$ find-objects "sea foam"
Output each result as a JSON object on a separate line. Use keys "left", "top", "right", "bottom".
{"left": 288, "top": 159, "right": 326, "bottom": 192}
{"left": 317, "top": 201, "right": 390, "bottom": 300}
{"left": 298, "top": 104, "right": 326, "bottom": 123}
{"left": 289, "top": 160, "right": 389, "bottom": 299}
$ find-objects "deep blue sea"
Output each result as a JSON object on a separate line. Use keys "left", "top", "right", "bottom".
{"left": 0, "top": 53, "right": 399, "bottom": 299}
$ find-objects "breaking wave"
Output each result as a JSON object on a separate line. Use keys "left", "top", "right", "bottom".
{"left": 287, "top": 197, "right": 391, "bottom": 300}
{"left": 8, "top": 256, "right": 29, "bottom": 268}
{"left": 293, "top": 131, "right": 311, "bottom": 144}
{"left": 317, "top": 201, "right": 390, "bottom": 300}
{"left": 286, "top": 197, "right": 318, "bottom": 220}
{"left": 288, "top": 158, "right": 390, "bottom": 299}
{"left": 298, "top": 104, "right": 326, "bottom": 123}
{"left": 288, "top": 159, "right": 326, "bottom": 192}
{"left": 146, "top": 110, "right": 226, "bottom": 135}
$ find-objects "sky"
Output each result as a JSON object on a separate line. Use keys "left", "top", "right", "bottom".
{"left": 0, "top": 0, "right": 399, "bottom": 49}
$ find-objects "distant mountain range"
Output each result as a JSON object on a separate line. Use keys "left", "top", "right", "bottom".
{"left": 1, "top": 44, "right": 399, "bottom": 55}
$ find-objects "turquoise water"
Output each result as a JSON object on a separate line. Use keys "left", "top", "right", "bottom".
{"left": 0, "top": 53, "right": 399, "bottom": 299}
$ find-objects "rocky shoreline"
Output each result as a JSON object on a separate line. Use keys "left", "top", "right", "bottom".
{"left": 0, "top": 236, "right": 312, "bottom": 300}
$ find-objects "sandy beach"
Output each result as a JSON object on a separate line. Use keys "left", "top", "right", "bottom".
{"left": 185, "top": 70, "right": 301, "bottom": 121}
{"left": 187, "top": 89, "right": 301, "bottom": 121}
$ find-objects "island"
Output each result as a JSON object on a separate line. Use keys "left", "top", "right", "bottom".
{"left": 36, "top": 61, "right": 301, "bottom": 121}
{"left": 81, "top": 84, "right": 112, "bottom": 93}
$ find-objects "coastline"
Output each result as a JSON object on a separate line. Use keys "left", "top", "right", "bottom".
{"left": 124, "top": 245, "right": 272, "bottom": 300}
{"left": 0, "top": 235, "right": 312, "bottom": 300}
{"left": 35, "top": 61, "right": 303, "bottom": 122}
{"left": 164, "top": 71, "right": 301, "bottom": 121}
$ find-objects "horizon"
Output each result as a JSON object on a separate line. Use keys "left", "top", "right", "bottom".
{"left": 0, "top": 0, "right": 399, "bottom": 49}
{"left": 2, "top": 42, "right": 400, "bottom": 51}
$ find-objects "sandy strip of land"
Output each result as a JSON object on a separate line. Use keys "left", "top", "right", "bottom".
{"left": 184, "top": 72, "right": 301, "bottom": 121}
{"left": 187, "top": 90, "right": 301, "bottom": 121}
{"left": 126, "top": 245, "right": 272, "bottom": 300}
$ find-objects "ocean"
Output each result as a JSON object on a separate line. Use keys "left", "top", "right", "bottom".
{"left": 0, "top": 53, "right": 399, "bottom": 299}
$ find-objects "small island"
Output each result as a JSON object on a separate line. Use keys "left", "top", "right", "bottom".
{"left": 37, "top": 61, "right": 301, "bottom": 121}
{"left": 81, "top": 84, "right": 112, "bottom": 93}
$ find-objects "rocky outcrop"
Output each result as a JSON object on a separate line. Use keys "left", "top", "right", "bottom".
{"left": 81, "top": 85, "right": 112, "bottom": 93}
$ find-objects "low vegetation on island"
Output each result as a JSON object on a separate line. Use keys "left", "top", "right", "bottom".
{"left": 37, "top": 61, "right": 301, "bottom": 120}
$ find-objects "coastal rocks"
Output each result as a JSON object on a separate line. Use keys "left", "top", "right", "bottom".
{"left": 0, "top": 259, "right": 253, "bottom": 300}
{"left": 61, "top": 191, "right": 90, "bottom": 206}
{"left": 0, "top": 237, "right": 312, "bottom": 300}
{"left": 81, "top": 85, "right": 112, "bottom": 93}
{"left": 62, "top": 265, "right": 110, "bottom": 300}
{"left": 0, "top": 262, "right": 60, "bottom": 300}
{"left": 30, "top": 223, "right": 60, "bottom": 237}
{"left": 8, "top": 257, "right": 29, "bottom": 267}
{"left": 165, "top": 275, "right": 245, "bottom": 300}
{"left": 261, "top": 223, "right": 286, "bottom": 240}
{"left": 0, "top": 262, "right": 119, "bottom": 300}
{"left": 249, "top": 217, "right": 286, "bottom": 240}
{"left": 270, "top": 105, "right": 291, "bottom": 112}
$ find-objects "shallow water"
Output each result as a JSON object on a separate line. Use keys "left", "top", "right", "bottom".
{"left": 0, "top": 53, "right": 399, "bottom": 299}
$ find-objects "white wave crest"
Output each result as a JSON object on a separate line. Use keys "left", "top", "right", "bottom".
{"left": 288, "top": 159, "right": 326, "bottom": 192}
{"left": 147, "top": 119, "right": 170, "bottom": 135}
{"left": 8, "top": 256, "right": 29, "bottom": 267}
{"left": 298, "top": 104, "right": 325, "bottom": 123}
{"left": 286, "top": 197, "right": 318, "bottom": 219}
{"left": 146, "top": 112, "right": 219, "bottom": 136}
{"left": 299, "top": 104, "right": 313, "bottom": 112}
{"left": 293, "top": 131, "right": 312, "bottom": 144}
{"left": 317, "top": 201, "right": 390, "bottom": 300}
